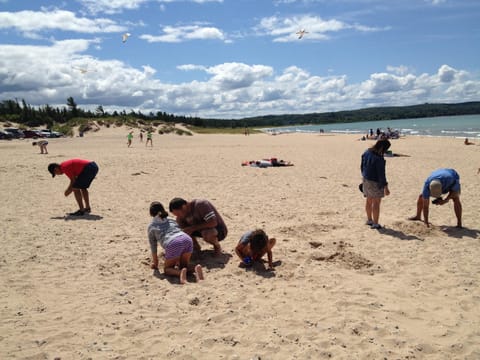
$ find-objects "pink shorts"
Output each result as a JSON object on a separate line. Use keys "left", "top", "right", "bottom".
{"left": 164, "top": 234, "right": 193, "bottom": 260}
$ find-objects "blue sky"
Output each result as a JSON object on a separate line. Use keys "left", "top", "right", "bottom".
{"left": 0, "top": 0, "right": 479, "bottom": 119}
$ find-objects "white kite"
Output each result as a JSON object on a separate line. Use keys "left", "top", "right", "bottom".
{"left": 296, "top": 29, "right": 308, "bottom": 39}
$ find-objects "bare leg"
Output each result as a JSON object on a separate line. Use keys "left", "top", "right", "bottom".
{"left": 372, "top": 198, "right": 381, "bottom": 225}
{"left": 365, "top": 198, "right": 373, "bottom": 222}
{"left": 191, "top": 237, "right": 201, "bottom": 252}
{"left": 164, "top": 257, "right": 188, "bottom": 284}
{"left": 203, "top": 236, "right": 221, "bottom": 255}
{"left": 179, "top": 268, "right": 187, "bottom": 284}
{"left": 80, "top": 189, "right": 90, "bottom": 210}
{"left": 73, "top": 189, "right": 84, "bottom": 210}
{"left": 452, "top": 197, "right": 462, "bottom": 228}
{"left": 201, "top": 228, "right": 222, "bottom": 255}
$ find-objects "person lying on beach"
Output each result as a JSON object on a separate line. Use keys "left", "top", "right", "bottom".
{"left": 408, "top": 168, "right": 462, "bottom": 228}
{"left": 241, "top": 158, "right": 294, "bottom": 167}
{"left": 147, "top": 201, "right": 203, "bottom": 284}
{"left": 235, "top": 229, "right": 276, "bottom": 270}
{"left": 464, "top": 138, "right": 474, "bottom": 145}
{"left": 32, "top": 140, "right": 48, "bottom": 154}
{"left": 169, "top": 197, "right": 228, "bottom": 256}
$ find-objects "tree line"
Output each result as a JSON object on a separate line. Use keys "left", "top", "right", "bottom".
{"left": 1, "top": 98, "right": 479, "bottom": 129}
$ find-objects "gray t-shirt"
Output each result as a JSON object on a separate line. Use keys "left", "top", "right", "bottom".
{"left": 147, "top": 217, "right": 185, "bottom": 254}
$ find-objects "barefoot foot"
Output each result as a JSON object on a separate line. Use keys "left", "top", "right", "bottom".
{"left": 179, "top": 268, "right": 187, "bottom": 284}
{"left": 194, "top": 264, "right": 204, "bottom": 281}
{"left": 408, "top": 216, "right": 421, "bottom": 221}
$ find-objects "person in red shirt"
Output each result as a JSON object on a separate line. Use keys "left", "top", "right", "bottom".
{"left": 48, "top": 159, "right": 99, "bottom": 216}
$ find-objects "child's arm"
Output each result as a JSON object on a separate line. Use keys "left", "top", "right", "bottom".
{"left": 266, "top": 249, "right": 273, "bottom": 270}
{"left": 151, "top": 253, "right": 159, "bottom": 269}
{"left": 266, "top": 237, "right": 276, "bottom": 270}
{"left": 148, "top": 231, "right": 159, "bottom": 269}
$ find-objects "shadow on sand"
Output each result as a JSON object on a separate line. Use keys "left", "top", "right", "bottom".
{"left": 239, "top": 259, "right": 282, "bottom": 278}
{"left": 192, "top": 249, "right": 232, "bottom": 270}
{"left": 440, "top": 226, "right": 480, "bottom": 239}
{"left": 51, "top": 213, "right": 103, "bottom": 221}
{"left": 377, "top": 227, "right": 423, "bottom": 241}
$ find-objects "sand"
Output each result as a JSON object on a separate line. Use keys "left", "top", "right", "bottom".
{"left": 0, "top": 127, "right": 479, "bottom": 359}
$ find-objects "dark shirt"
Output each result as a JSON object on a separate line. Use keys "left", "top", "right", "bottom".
{"left": 177, "top": 199, "right": 228, "bottom": 240}
{"left": 361, "top": 149, "right": 388, "bottom": 187}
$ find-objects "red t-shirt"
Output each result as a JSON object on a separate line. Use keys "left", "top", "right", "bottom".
{"left": 60, "top": 159, "right": 91, "bottom": 179}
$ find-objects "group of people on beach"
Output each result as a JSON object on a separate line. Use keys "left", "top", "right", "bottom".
{"left": 127, "top": 130, "right": 153, "bottom": 147}
{"left": 46, "top": 131, "right": 470, "bottom": 284}
{"left": 47, "top": 158, "right": 276, "bottom": 284}
{"left": 366, "top": 127, "right": 401, "bottom": 140}
{"left": 360, "top": 139, "right": 463, "bottom": 229}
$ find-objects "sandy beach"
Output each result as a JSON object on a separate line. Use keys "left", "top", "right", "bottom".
{"left": 0, "top": 127, "right": 479, "bottom": 359}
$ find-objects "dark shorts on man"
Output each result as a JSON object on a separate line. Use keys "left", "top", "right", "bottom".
{"left": 73, "top": 162, "right": 99, "bottom": 189}
{"left": 191, "top": 225, "right": 227, "bottom": 241}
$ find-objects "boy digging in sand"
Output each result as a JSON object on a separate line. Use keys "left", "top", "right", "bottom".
{"left": 148, "top": 201, "right": 204, "bottom": 284}
{"left": 235, "top": 229, "right": 276, "bottom": 270}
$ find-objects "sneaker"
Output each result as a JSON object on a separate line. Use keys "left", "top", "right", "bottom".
{"left": 370, "top": 223, "right": 382, "bottom": 229}
{"left": 69, "top": 210, "right": 85, "bottom": 216}
{"left": 365, "top": 220, "right": 374, "bottom": 226}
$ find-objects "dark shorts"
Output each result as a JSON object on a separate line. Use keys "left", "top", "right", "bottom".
{"left": 73, "top": 162, "right": 98, "bottom": 189}
{"left": 191, "top": 226, "right": 227, "bottom": 241}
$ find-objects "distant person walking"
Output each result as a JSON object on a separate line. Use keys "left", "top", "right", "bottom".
{"left": 409, "top": 168, "right": 462, "bottom": 228}
{"left": 139, "top": 132, "right": 143, "bottom": 142}
{"left": 146, "top": 130, "right": 153, "bottom": 147}
{"left": 360, "top": 139, "right": 391, "bottom": 229}
{"left": 32, "top": 140, "right": 48, "bottom": 154}
{"left": 48, "top": 158, "right": 99, "bottom": 216}
{"left": 127, "top": 131, "right": 133, "bottom": 147}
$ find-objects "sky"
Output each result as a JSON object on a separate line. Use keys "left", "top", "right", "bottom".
{"left": 0, "top": 0, "right": 479, "bottom": 119}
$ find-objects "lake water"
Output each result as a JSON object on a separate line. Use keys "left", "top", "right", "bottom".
{"left": 261, "top": 114, "right": 480, "bottom": 138}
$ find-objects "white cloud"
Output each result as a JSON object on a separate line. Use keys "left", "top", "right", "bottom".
{"left": 140, "top": 24, "right": 225, "bottom": 43}
{"left": 386, "top": 65, "right": 412, "bottom": 76}
{"left": 177, "top": 64, "right": 207, "bottom": 71}
{"left": 256, "top": 14, "right": 385, "bottom": 42}
{"left": 1, "top": 41, "right": 479, "bottom": 118}
{"left": 0, "top": 9, "right": 126, "bottom": 34}
{"left": 79, "top": 0, "right": 223, "bottom": 14}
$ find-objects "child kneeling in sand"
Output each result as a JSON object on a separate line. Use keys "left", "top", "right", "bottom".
{"left": 235, "top": 229, "right": 276, "bottom": 270}
{"left": 147, "top": 201, "right": 203, "bottom": 284}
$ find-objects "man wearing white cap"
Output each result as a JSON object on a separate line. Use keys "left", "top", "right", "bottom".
{"left": 409, "top": 168, "right": 462, "bottom": 228}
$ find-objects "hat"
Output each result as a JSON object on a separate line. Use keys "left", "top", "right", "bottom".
{"left": 429, "top": 179, "right": 442, "bottom": 198}
{"left": 48, "top": 163, "right": 59, "bottom": 177}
